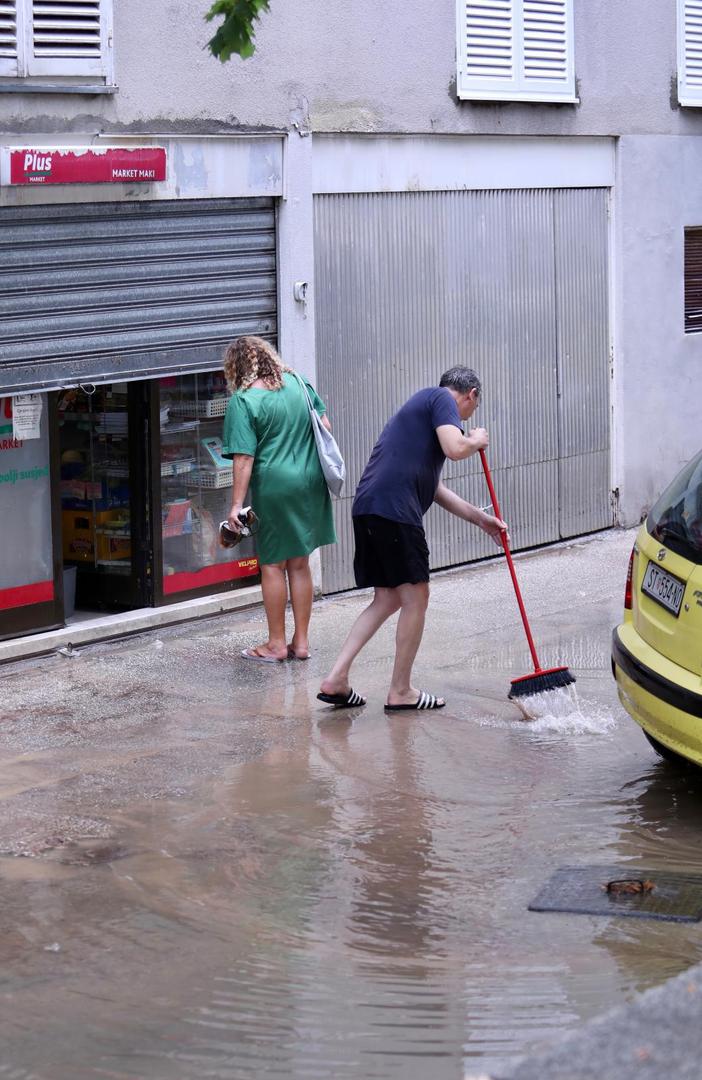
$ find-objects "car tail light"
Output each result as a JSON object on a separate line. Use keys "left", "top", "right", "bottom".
{"left": 624, "top": 546, "right": 636, "bottom": 610}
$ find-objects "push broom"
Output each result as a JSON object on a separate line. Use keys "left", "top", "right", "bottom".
{"left": 479, "top": 449, "right": 576, "bottom": 701}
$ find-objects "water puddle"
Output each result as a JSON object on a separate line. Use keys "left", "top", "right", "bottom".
{"left": 3, "top": 555, "right": 702, "bottom": 1080}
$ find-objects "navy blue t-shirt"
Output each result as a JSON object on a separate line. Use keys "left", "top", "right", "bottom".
{"left": 352, "top": 387, "right": 462, "bottom": 527}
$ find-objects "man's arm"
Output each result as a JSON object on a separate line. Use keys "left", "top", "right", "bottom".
{"left": 227, "top": 453, "right": 254, "bottom": 532}
{"left": 434, "top": 481, "right": 507, "bottom": 545}
{"left": 436, "top": 424, "right": 488, "bottom": 461}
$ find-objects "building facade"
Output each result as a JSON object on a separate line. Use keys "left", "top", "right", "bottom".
{"left": 1, "top": 0, "right": 701, "bottom": 635}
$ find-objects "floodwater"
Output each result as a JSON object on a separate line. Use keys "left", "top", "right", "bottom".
{"left": 2, "top": 530, "right": 702, "bottom": 1080}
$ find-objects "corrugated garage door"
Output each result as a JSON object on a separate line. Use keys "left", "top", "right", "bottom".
{"left": 0, "top": 197, "right": 277, "bottom": 393}
{"left": 314, "top": 188, "right": 610, "bottom": 592}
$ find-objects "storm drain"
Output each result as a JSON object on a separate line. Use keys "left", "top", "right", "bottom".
{"left": 529, "top": 866, "right": 702, "bottom": 923}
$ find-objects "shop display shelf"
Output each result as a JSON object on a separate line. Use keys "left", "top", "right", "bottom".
{"left": 161, "top": 458, "right": 196, "bottom": 477}
{"left": 95, "top": 560, "right": 131, "bottom": 574}
{"left": 160, "top": 420, "right": 201, "bottom": 435}
{"left": 168, "top": 398, "right": 228, "bottom": 419}
{"left": 100, "top": 465, "right": 129, "bottom": 478}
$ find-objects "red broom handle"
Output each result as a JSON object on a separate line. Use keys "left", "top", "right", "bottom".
{"left": 479, "top": 449, "right": 543, "bottom": 674}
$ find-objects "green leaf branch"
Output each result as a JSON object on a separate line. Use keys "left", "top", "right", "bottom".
{"left": 205, "top": 0, "right": 271, "bottom": 61}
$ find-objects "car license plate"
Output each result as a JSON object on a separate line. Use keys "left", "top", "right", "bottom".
{"left": 642, "top": 560, "right": 685, "bottom": 617}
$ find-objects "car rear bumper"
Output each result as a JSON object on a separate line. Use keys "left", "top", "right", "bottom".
{"left": 612, "top": 626, "right": 702, "bottom": 766}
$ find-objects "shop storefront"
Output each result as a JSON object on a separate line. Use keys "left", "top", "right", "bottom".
{"left": 0, "top": 137, "right": 284, "bottom": 641}
{"left": 56, "top": 373, "right": 258, "bottom": 613}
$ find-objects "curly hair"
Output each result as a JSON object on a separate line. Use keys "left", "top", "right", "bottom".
{"left": 223, "top": 336, "right": 292, "bottom": 392}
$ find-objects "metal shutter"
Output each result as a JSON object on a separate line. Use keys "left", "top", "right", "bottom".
{"left": 685, "top": 228, "right": 702, "bottom": 331}
{"left": 315, "top": 188, "right": 610, "bottom": 593}
{"left": 0, "top": 197, "right": 277, "bottom": 393}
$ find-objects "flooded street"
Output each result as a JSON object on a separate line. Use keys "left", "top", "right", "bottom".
{"left": 2, "top": 528, "right": 702, "bottom": 1079}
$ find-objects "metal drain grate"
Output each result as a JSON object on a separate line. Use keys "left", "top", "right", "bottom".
{"left": 529, "top": 866, "right": 702, "bottom": 923}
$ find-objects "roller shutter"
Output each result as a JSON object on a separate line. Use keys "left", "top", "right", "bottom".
{"left": 315, "top": 188, "right": 610, "bottom": 593}
{"left": 0, "top": 197, "right": 277, "bottom": 393}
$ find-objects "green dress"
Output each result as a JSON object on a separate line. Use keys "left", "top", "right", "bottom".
{"left": 221, "top": 372, "right": 337, "bottom": 565}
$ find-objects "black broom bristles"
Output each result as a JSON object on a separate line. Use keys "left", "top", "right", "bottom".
{"left": 508, "top": 666, "right": 576, "bottom": 700}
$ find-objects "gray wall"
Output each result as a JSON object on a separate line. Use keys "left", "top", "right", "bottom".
{"left": 3, "top": 1, "right": 702, "bottom": 531}
{"left": 614, "top": 134, "right": 702, "bottom": 525}
{"left": 2, "top": 1, "right": 702, "bottom": 139}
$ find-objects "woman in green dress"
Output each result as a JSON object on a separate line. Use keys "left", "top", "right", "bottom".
{"left": 221, "top": 336, "right": 337, "bottom": 662}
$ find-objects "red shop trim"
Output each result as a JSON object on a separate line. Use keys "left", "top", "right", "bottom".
{"left": 0, "top": 579, "right": 55, "bottom": 610}
{"left": 163, "top": 559, "right": 259, "bottom": 596}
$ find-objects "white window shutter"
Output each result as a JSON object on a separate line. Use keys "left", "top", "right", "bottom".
{"left": 679, "top": 0, "right": 702, "bottom": 105}
{"left": 522, "top": 0, "right": 574, "bottom": 95}
{"left": 26, "top": 0, "right": 113, "bottom": 78}
{"left": 0, "top": 0, "right": 20, "bottom": 75}
{"left": 458, "top": 0, "right": 518, "bottom": 98}
{"left": 457, "top": 0, "right": 576, "bottom": 102}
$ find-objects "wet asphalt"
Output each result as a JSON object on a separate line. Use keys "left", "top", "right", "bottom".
{"left": 2, "top": 526, "right": 702, "bottom": 1080}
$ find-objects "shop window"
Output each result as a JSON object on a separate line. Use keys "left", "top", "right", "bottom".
{"left": 685, "top": 227, "right": 702, "bottom": 332}
{"left": 0, "top": 0, "right": 114, "bottom": 83}
{"left": 457, "top": 0, "right": 576, "bottom": 103}
{"left": 158, "top": 373, "right": 259, "bottom": 599}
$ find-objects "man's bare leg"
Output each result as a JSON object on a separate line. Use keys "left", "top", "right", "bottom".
{"left": 319, "top": 587, "right": 401, "bottom": 696}
{"left": 386, "top": 581, "right": 443, "bottom": 707}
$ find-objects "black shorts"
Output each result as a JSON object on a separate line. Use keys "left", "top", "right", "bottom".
{"left": 353, "top": 514, "right": 430, "bottom": 589}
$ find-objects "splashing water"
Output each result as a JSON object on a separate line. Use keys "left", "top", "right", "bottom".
{"left": 514, "top": 684, "right": 617, "bottom": 735}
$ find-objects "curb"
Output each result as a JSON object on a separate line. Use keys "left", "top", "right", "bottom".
{"left": 0, "top": 584, "right": 263, "bottom": 665}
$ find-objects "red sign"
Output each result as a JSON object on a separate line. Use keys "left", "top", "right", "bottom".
{"left": 7, "top": 146, "right": 167, "bottom": 186}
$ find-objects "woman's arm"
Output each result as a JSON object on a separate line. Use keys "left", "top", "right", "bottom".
{"left": 227, "top": 453, "right": 254, "bottom": 531}
{"left": 321, "top": 414, "right": 332, "bottom": 433}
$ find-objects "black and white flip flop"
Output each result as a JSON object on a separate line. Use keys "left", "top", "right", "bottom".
{"left": 316, "top": 688, "right": 366, "bottom": 708}
{"left": 385, "top": 691, "right": 446, "bottom": 712}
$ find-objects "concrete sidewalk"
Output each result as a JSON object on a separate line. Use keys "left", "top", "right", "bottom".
{"left": 0, "top": 581, "right": 263, "bottom": 664}
{"left": 491, "top": 959, "right": 702, "bottom": 1080}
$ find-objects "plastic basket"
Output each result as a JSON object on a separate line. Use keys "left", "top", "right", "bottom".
{"left": 194, "top": 468, "right": 233, "bottom": 489}
{"left": 169, "top": 398, "right": 228, "bottom": 419}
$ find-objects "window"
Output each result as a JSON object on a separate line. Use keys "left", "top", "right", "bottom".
{"left": 678, "top": 0, "right": 702, "bottom": 105}
{"left": 0, "top": 0, "right": 113, "bottom": 81}
{"left": 684, "top": 228, "right": 702, "bottom": 332}
{"left": 457, "top": 0, "right": 576, "bottom": 103}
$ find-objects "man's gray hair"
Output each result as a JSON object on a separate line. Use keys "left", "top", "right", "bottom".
{"left": 439, "top": 366, "right": 481, "bottom": 397}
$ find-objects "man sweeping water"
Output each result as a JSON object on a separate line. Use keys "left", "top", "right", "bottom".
{"left": 317, "top": 366, "right": 507, "bottom": 711}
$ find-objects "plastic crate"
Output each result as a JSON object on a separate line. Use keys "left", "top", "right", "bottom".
{"left": 194, "top": 468, "right": 233, "bottom": 489}
{"left": 169, "top": 398, "right": 228, "bottom": 419}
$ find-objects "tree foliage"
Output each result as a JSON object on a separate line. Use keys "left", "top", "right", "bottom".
{"left": 205, "top": 0, "right": 271, "bottom": 61}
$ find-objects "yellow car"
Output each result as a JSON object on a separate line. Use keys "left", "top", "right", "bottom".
{"left": 612, "top": 450, "right": 702, "bottom": 768}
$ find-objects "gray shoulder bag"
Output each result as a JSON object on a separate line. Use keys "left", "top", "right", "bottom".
{"left": 293, "top": 373, "right": 346, "bottom": 497}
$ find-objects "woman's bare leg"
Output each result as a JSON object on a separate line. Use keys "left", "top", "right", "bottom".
{"left": 248, "top": 561, "right": 288, "bottom": 659}
{"left": 320, "top": 587, "right": 401, "bottom": 695}
{"left": 287, "top": 555, "right": 313, "bottom": 657}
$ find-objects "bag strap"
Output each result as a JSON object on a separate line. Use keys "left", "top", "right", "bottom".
{"left": 292, "top": 371, "right": 315, "bottom": 417}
